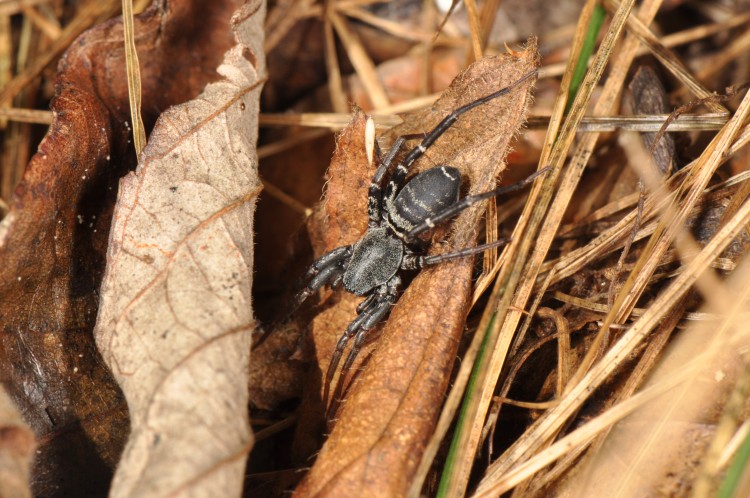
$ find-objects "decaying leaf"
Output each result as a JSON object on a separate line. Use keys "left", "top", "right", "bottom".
{"left": 93, "top": 1, "right": 265, "bottom": 496}
{"left": 628, "top": 66, "right": 676, "bottom": 174}
{"left": 0, "top": 1, "right": 243, "bottom": 495}
{"left": 0, "top": 387, "right": 35, "bottom": 498}
{"left": 295, "top": 39, "right": 540, "bottom": 496}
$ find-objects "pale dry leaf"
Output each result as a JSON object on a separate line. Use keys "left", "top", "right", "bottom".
{"left": 0, "top": 387, "right": 35, "bottom": 498}
{"left": 93, "top": 1, "right": 265, "bottom": 496}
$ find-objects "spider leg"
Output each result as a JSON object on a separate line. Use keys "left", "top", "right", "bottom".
{"left": 402, "top": 237, "right": 511, "bottom": 270}
{"left": 295, "top": 265, "right": 342, "bottom": 306}
{"left": 341, "top": 297, "right": 394, "bottom": 372}
{"left": 322, "top": 308, "right": 374, "bottom": 409}
{"left": 356, "top": 293, "right": 378, "bottom": 313}
{"left": 382, "top": 70, "right": 538, "bottom": 217}
{"left": 296, "top": 245, "right": 352, "bottom": 305}
{"left": 323, "top": 275, "right": 401, "bottom": 414}
{"left": 368, "top": 134, "right": 425, "bottom": 226}
{"left": 331, "top": 273, "right": 344, "bottom": 289}
{"left": 326, "top": 297, "right": 396, "bottom": 420}
{"left": 327, "top": 301, "right": 393, "bottom": 418}
{"left": 303, "top": 245, "right": 352, "bottom": 279}
{"left": 404, "top": 166, "right": 551, "bottom": 244}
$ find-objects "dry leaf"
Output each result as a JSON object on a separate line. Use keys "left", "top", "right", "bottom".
{"left": 628, "top": 66, "right": 676, "bottom": 174}
{"left": 290, "top": 112, "right": 374, "bottom": 459}
{"left": 295, "top": 39, "right": 540, "bottom": 496}
{"left": 0, "top": 1, "right": 243, "bottom": 495}
{"left": 0, "top": 387, "right": 35, "bottom": 498}
{"left": 93, "top": 1, "right": 265, "bottom": 496}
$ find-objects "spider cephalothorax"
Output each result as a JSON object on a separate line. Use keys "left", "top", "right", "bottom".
{"left": 297, "top": 69, "right": 549, "bottom": 409}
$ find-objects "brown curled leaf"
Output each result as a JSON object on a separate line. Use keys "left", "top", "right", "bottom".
{"left": 314, "top": 109, "right": 373, "bottom": 253}
{"left": 93, "top": 2, "right": 265, "bottom": 496}
{"left": 292, "top": 110, "right": 373, "bottom": 459}
{"left": 0, "top": 1, "right": 244, "bottom": 495}
{"left": 295, "top": 39, "right": 540, "bottom": 496}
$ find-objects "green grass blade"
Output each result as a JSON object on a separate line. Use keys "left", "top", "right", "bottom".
{"left": 566, "top": 3, "right": 606, "bottom": 112}
{"left": 718, "top": 427, "right": 750, "bottom": 498}
{"left": 437, "top": 313, "right": 497, "bottom": 498}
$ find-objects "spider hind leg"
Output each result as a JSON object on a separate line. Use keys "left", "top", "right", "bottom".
{"left": 323, "top": 275, "right": 401, "bottom": 418}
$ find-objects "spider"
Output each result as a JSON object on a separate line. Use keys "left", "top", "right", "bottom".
{"left": 297, "top": 69, "right": 549, "bottom": 409}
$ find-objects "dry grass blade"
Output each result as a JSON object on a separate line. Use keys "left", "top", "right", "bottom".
{"left": 121, "top": 0, "right": 146, "bottom": 159}
{"left": 260, "top": 112, "right": 401, "bottom": 129}
{"left": 257, "top": 128, "right": 331, "bottom": 159}
{"left": 265, "top": 0, "right": 316, "bottom": 52}
{"left": 0, "top": 108, "right": 53, "bottom": 124}
{"left": 261, "top": 111, "right": 728, "bottom": 132}
{"left": 439, "top": 1, "right": 640, "bottom": 495}
{"left": 473, "top": 340, "right": 721, "bottom": 497}
{"left": 537, "top": 162, "right": 750, "bottom": 293}
{"left": 561, "top": 237, "right": 750, "bottom": 498}
{"left": 648, "top": 84, "right": 750, "bottom": 162}
{"left": 20, "top": 6, "right": 61, "bottom": 40}
{"left": 0, "top": 0, "right": 49, "bottom": 17}
{"left": 476, "top": 0, "right": 501, "bottom": 50}
{"left": 604, "top": 0, "right": 727, "bottom": 114}
{"left": 475, "top": 168, "right": 750, "bottom": 495}
{"left": 0, "top": 0, "right": 121, "bottom": 106}
{"left": 323, "top": 1, "right": 348, "bottom": 114}
{"left": 692, "top": 26, "right": 750, "bottom": 84}
{"left": 592, "top": 83, "right": 750, "bottom": 361}
{"left": 329, "top": 9, "right": 390, "bottom": 109}
{"left": 516, "top": 0, "right": 664, "bottom": 394}
{"left": 340, "top": 4, "right": 441, "bottom": 43}
{"left": 295, "top": 40, "right": 539, "bottom": 498}
{"left": 468, "top": 2, "right": 680, "bottom": 496}
{"left": 476, "top": 12, "right": 750, "bottom": 485}
{"left": 463, "top": 0, "right": 484, "bottom": 61}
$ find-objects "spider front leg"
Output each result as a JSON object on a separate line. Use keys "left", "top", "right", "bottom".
{"left": 368, "top": 134, "right": 426, "bottom": 226}
{"left": 256, "top": 245, "right": 354, "bottom": 349}
{"left": 295, "top": 245, "right": 352, "bottom": 305}
{"left": 323, "top": 274, "right": 401, "bottom": 414}
{"left": 382, "top": 69, "right": 539, "bottom": 217}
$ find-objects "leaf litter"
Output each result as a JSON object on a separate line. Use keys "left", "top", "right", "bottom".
{"left": 5, "top": 1, "right": 750, "bottom": 496}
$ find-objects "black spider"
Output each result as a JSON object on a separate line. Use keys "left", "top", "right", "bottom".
{"left": 297, "top": 69, "right": 549, "bottom": 409}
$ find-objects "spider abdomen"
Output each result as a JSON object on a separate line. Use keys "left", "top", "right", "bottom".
{"left": 388, "top": 166, "right": 461, "bottom": 235}
{"left": 343, "top": 227, "right": 403, "bottom": 296}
